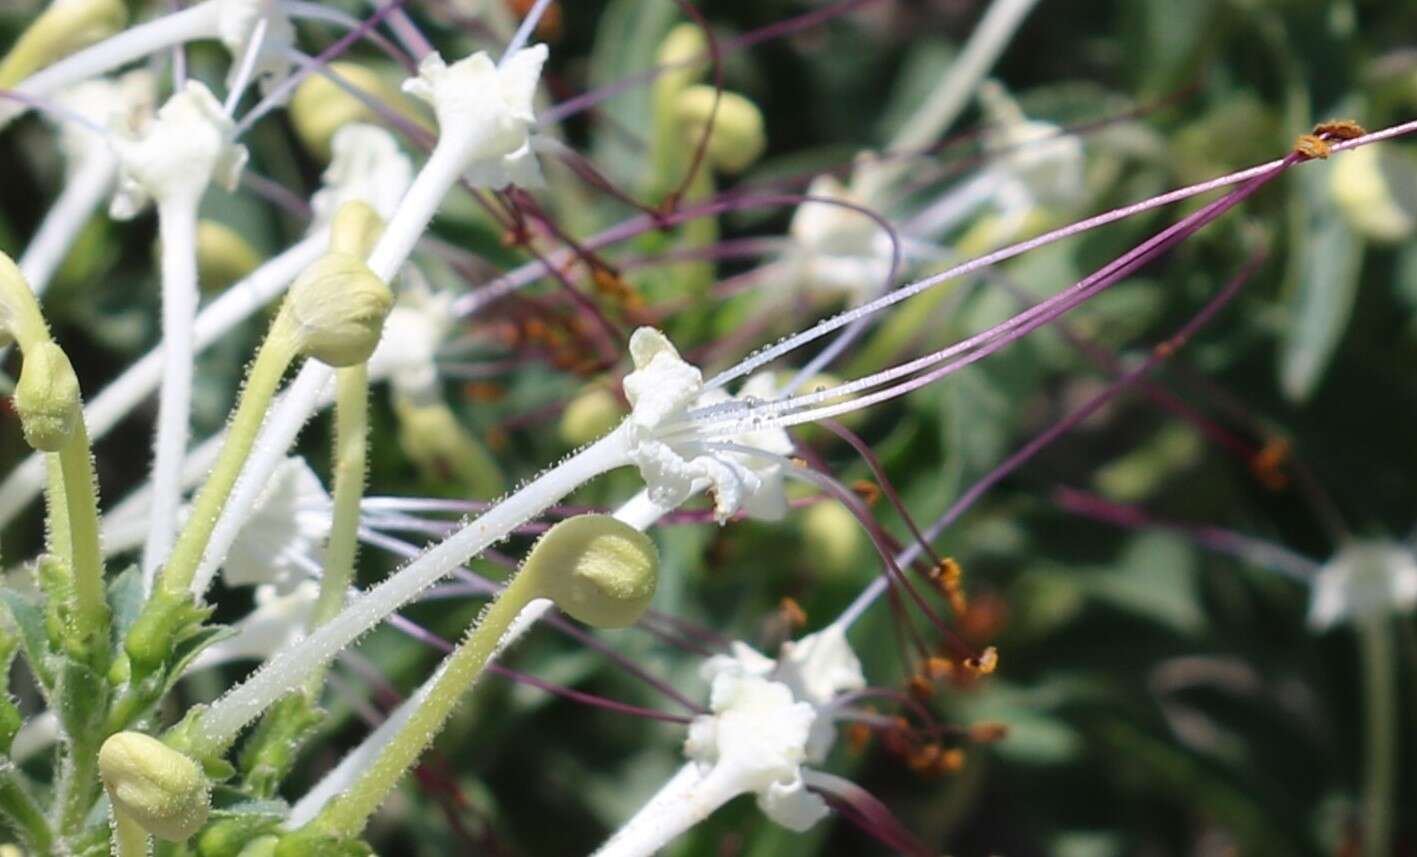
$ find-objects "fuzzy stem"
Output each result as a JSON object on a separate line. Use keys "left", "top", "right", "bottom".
{"left": 0, "top": 1, "right": 219, "bottom": 120}
{"left": 155, "top": 314, "right": 303, "bottom": 598}
{"left": 142, "top": 194, "right": 204, "bottom": 584}
{"left": 56, "top": 419, "right": 107, "bottom": 640}
{"left": 18, "top": 148, "right": 116, "bottom": 295}
{"left": 110, "top": 807, "right": 150, "bottom": 857}
{"left": 310, "top": 559, "right": 549, "bottom": 837}
{"left": 0, "top": 761, "right": 53, "bottom": 854}
{"left": 310, "top": 366, "right": 370, "bottom": 630}
{"left": 190, "top": 427, "right": 632, "bottom": 756}
{"left": 0, "top": 234, "right": 325, "bottom": 531}
{"left": 1358, "top": 614, "right": 1395, "bottom": 857}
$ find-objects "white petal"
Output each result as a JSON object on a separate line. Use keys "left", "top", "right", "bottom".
{"left": 758, "top": 776, "right": 830, "bottom": 832}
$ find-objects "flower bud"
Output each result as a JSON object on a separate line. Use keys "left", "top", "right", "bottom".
{"left": 0, "top": 0, "right": 128, "bottom": 88}
{"left": 526, "top": 515, "right": 659, "bottom": 629}
{"left": 657, "top": 23, "right": 709, "bottom": 84}
{"left": 327, "top": 201, "right": 385, "bottom": 260}
{"left": 289, "top": 62, "right": 417, "bottom": 161}
{"left": 15, "top": 341, "right": 80, "bottom": 451}
{"left": 1330, "top": 144, "right": 1417, "bottom": 243}
{"left": 393, "top": 395, "right": 504, "bottom": 496}
{"left": 99, "top": 731, "right": 211, "bottom": 842}
{"left": 196, "top": 221, "right": 262, "bottom": 293}
{"left": 675, "top": 86, "right": 766, "bottom": 174}
{"left": 286, "top": 252, "right": 392, "bottom": 368}
{"left": 558, "top": 387, "right": 624, "bottom": 446}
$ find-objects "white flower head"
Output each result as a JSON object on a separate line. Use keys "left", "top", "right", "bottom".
{"left": 367, "top": 280, "right": 456, "bottom": 400}
{"left": 622, "top": 328, "right": 794, "bottom": 523}
{"left": 402, "top": 45, "right": 548, "bottom": 189}
{"left": 1308, "top": 540, "right": 1417, "bottom": 630}
{"left": 216, "top": 0, "right": 298, "bottom": 97}
{"left": 787, "top": 160, "right": 895, "bottom": 304}
{"left": 684, "top": 673, "right": 829, "bottom": 832}
{"left": 222, "top": 457, "right": 330, "bottom": 590}
{"left": 309, "top": 123, "right": 414, "bottom": 229}
{"left": 109, "top": 80, "right": 248, "bottom": 218}
{"left": 53, "top": 69, "right": 156, "bottom": 170}
{"left": 979, "top": 80, "right": 1084, "bottom": 209}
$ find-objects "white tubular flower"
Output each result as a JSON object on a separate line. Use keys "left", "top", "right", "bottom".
{"left": 109, "top": 80, "right": 249, "bottom": 218}
{"left": 787, "top": 159, "right": 895, "bottom": 304}
{"left": 367, "top": 280, "right": 454, "bottom": 400}
{"left": 309, "top": 123, "right": 414, "bottom": 229}
{"left": 684, "top": 673, "right": 829, "bottom": 831}
{"left": 222, "top": 457, "right": 330, "bottom": 590}
{"left": 216, "top": 0, "right": 297, "bottom": 96}
{"left": 401, "top": 45, "right": 548, "bottom": 189}
{"left": 1308, "top": 541, "right": 1417, "bottom": 631}
{"left": 622, "top": 328, "right": 794, "bottom": 523}
{"left": 978, "top": 80, "right": 1084, "bottom": 210}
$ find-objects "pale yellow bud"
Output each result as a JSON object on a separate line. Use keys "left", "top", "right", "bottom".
{"left": 285, "top": 221, "right": 392, "bottom": 367}
{"left": 327, "top": 201, "right": 385, "bottom": 260}
{"left": 657, "top": 23, "right": 709, "bottom": 81}
{"left": 15, "top": 341, "right": 80, "bottom": 451}
{"left": 1330, "top": 144, "right": 1417, "bottom": 243}
{"left": 288, "top": 62, "right": 419, "bottom": 160}
{"left": 558, "top": 387, "right": 624, "bottom": 447}
{"left": 0, "top": 0, "right": 128, "bottom": 88}
{"left": 525, "top": 515, "right": 659, "bottom": 629}
{"left": 99, "top": 731, "right": 210, "bottom": 842}
{"left": 675, "top": 86, "right": 766, "bottom": 174}
{"left": 195, "top": 221, "right": 262, "bottom": 293}
{"left": 800, "top": 501, "right": 863, "bottom": 576}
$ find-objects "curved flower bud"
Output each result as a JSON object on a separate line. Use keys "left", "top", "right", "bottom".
{"left": 0, "top": 0, "right": 127, "bottom": 88}
{"left": 216, "top": 0, "right": 297, "bottom": 97}
{"left": 99, "top": 731, "right": 211, "bottom": 841}
{"left": 402, "top": 45, "right": 548, "bottom": 188}
{"left": 674, "top": 86, "right": 766, "bottom": 174}
{"left": 1309, "top": 541, "right": 1417, "bottom": 630}
{"left": 110, "top": 80, "right": 249, "bottom": 218}
{"left": 286, "top": 205, "right": 394, "bottom": 367}
{"left": 684, "top": 673, "right": 828, "bottom": 831}
{"left": 14, "top": 340, "right": 81, "bottom": 451}
{"left": 622, "top": 328, "right": 794, "bottom": 522}
{"left": 309, "top": 124, "right": 414, "bottom": 230}
{"left": 524, "top": 514, "right": 659, "bottom": 628}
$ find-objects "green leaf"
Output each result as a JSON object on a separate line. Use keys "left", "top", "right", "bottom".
{"left": 106, "top": 564, "right": 145, "bottom": 643}
{"left": 0, "top": 589, "right": 55, "bottom": 691}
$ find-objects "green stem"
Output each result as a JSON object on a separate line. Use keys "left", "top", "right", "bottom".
{"left": 0, "top": 760, "right": 53, "bottom": 854}
{"left": 155, "top": 314, "right": 301, "bottom": 599}
{"left": 57, "top": 420, "right": 107, "bottom": 642}
{"left": 43, "top": 452, "right": 70, "bottom": 563}
{"left": 110, "top": 807, "right": 149, "bottom": 857}
{"left": 1358, "top": 614, "right": 1395, "bottom": 857}
{"left": 310, "top": 567, "right": 546, "bottom": 838}
{"left": 309, "top": 366, "right": 369, "bottom": 633}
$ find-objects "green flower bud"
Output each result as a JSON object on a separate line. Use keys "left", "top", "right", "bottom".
{"left": 196, "top": 221, "right": 262, "bottom": 293}
{"left": 525, "top": 515, "right": 659, "bottom": 629}
{"left": 657, "top": 23, "right": 709, "bottom": 84}
{"left": 14, "top": 341, "right": 80, "bottom": 451}
{"left": 286, "top": 255, "right": 392, "bottom": 368}
{"left": 558, "top": 387, "right": 624, "bottom": 446}
{"left": 289, "top": 62, "right": 420, "bottom": 161}
{"left": 675, "top": 86, "right": 766, "bottom": 174}
{"left": 800, "top": 501, "right": 863, "bottom": 576}
{"left": 0, "top": 0, "right": 128, "bottom": 88}
{"left": 1330, "top": 144, "right": 1417, "bottom": 243}
{"left": 393, "top": 395, "right": 504, "bottom": 496}
{"left": 327, "top": 201, "right": 385, "bottom": 260}
{"left": 99, "top": 731, "right": 211, "bottom": 842}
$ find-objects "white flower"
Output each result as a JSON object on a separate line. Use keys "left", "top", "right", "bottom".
{"left": 222, "top": 457, "right": 330, "bottom": 590}
{"left": 53, "top": 70, "right": 156, "bottom": 171}
{"left": 787, "top": 159, "right": 895, "bottom": 304}
{"left": 684, "top": 673, "right": 829, "bottom": 832}
{"left": 978, "top": 80, "right": 1084, "bottom": 209}
{"left": 187, "top": 580, "right": 319, "bottom": 670}
{"left": 1308, "top": 541, "right": 1417, "bottom": 630}
{"left": 309, "top": 123, "right": 414, "bottom": 229}
{"left": 622, "top": 328, "right": 794, "bottom": 522}
{"left": 109, "top": 80, "right": 248, "bottom": 217}
{"left": 402, "top": 45, "right": 548, "bottom": 189}
{"left": 216, "top": 0, "right": 297, "bottom": 96}
{"left": 367, "top": 280, "right": 455, "bottom": 400}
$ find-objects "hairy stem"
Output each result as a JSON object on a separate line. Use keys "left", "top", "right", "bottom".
{"left": 310, "top": 366, "right": 370, "bottom": 630}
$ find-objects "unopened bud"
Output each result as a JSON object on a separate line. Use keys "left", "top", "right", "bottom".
{"left": 196, "top": 221, "right": 262, "bottom": 293}
{"left": 15, "top": 341, "right": 80, "bottom": 451}
{"left": 289, "top": 62, "right": 415, "bottom": 161}
{"left": 1330, "top": 144, "right": 1417, "bottom": 243}
{"left": 526, "top": 515, "right": 659, "bottom": 628}
{"left": 558, "top": 387, "right": 623, "bottom": 446}
{"left": 286, "top": 215, "right": 392, "bottom": 367}
{"left": 99, "top": 731, "right": 210, "bottom": 842}
{"left": 675, "top": 86, "right": 766, "bottom": 174}
{"left": 0, "top": 0, "right": 128, "bottom": 88}
{"left": 657, "top": 23, "right": 708, "bottom": 78}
